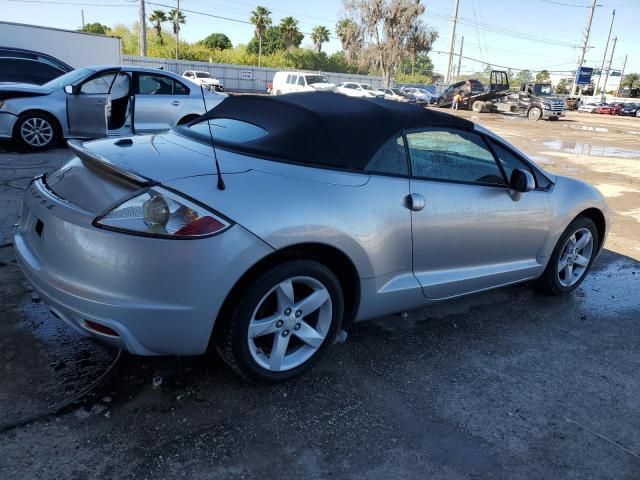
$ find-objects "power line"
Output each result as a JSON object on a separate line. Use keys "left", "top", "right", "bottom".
{"left": 539, "top": 0, "right": 601, "bottom": 7}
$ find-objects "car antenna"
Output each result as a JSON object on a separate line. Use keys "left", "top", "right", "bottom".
{"left": 199, "top": 84, "right": 225, "bottom": 191}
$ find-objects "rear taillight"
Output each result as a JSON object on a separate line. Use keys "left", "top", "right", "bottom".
{"left": 93, "top": 187, "right": 230, "bottom": 239}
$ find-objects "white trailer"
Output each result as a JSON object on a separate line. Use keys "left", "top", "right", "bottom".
{"left": 0, "top": 21, "right": 121, "bottom": 68}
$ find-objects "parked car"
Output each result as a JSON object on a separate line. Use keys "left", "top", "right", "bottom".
{"left": 0, "top": 46, "right": 72, "bottom": 73}
{"left": 436, "top": 79, "right": 485, "bottom": 107}
{"left": 0, "top": 57, "right": 68, "bottom": 86}
{"left": 0, "top": 65, "right": 225, "bottom": 150}
{"left": 401, "top": 87, "right": 435, "bottom": 104}
{"left": 15, "top": 92, "right": 609, "bottom": 382}
{"left": 379, "top": 88, "right": 410, "bottom": 102}
{"left": 0, "top": 47, "right": 72, "bottom": 85}
{"left": 335, "top": 82, "right": 384, "bottom": 98}
{"left": 271, "top": 71, "right": 335, "bottom": 95}
{"left": 577, "top": 103, "right": 604, "bottom": 113}
{"left": 619, "top": 103, "right": 639, "bottom": 116}
{"left": 183, "top": 70, "right": 224, "bottom": 92}
{"left": 595, "top": 103, "right": 622, "bottom": 115}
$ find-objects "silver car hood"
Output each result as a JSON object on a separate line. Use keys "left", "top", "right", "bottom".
{"left": 74, "top": 131, "right": 249, "bottom": 183}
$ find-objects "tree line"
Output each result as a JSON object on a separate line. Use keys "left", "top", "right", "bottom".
{"left": 79, "top": 0, "right": 438, "bottom": 85}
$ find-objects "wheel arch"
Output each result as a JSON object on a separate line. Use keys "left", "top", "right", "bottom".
{"left": 211, "top": 242, "right": 361, "bottom": 342}
{"left": 13, "top": 109, "right": 63, "bottom": 136}
{"left": 577, "top": 207, "right": 606, "bottom": 253}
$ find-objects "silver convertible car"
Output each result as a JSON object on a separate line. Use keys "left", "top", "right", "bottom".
{"left": 15, "top": 93, "right": 609, "bottom": 381}
{"left": 0, "top": 65, "right": 225, "bottom": 150}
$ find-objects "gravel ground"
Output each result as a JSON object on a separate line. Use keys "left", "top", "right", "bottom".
{"left": 0, "top": 111, "right": 639, "bottom": 479}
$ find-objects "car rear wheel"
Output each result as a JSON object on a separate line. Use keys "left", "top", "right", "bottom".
{"left": 217, "top": 260, "right": 344, "bottom": 382}
{"left": 472, "top": 100, "right": 485, "bottom": 113}
{"left": 437, "top": 97, "right": 445, "bottom": 107}
{"left": 528, "top": 107, "right": 542, "bottom": 121}
{"left": 13, "top": 112, "right": 59, "bottom": 151}
{"left": 535, "top": 216, "right": 598, "bottom": 295}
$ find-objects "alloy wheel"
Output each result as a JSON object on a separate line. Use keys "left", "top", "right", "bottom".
{"left": 247, "top": 276, "right": 332, "bottom": 372}
{"left": 557, "top": 228, "right": 594, "bottom": 287}
{"left": 20, "top": 117, "right": 54, "bottom": 147}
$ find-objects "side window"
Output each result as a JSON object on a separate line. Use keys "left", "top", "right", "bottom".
{"left": 297, "top": 76, "right": 305, "bottom": 86}
{"left": 490, "top": 141, "right": 549, "bottom": 189}
{"left": 79, "top": 72, "right": 116, "bottom": 94}
{"left": 365, "top": 133, "right": 409, "bottom": 176}
{"left": 286, "top": 74, "right": 293, "bottom": 84}
{"left": 137, "top": 74, "right": 180, "bottom": 95}
{"left": 405, "top": 128, "right": 505, "bottom": 185}
{"left": 173, "top": 80, "right": 189, "bottom": 95}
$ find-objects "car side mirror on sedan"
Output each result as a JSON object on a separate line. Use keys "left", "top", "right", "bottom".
{"left": 64, "top": 85, "right": 74, "bottom": 94}
{"left": 509, "top": 168, "right": 535, "bottom": 201}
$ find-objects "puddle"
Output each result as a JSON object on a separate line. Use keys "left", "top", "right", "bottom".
{"left": 567, "top": 125, "right": 609, "bottom": 133}
{"left": 542, "top": 139, "right": 640, "bottom": 159}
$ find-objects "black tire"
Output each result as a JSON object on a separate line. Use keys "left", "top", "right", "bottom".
{"left": 534, "top": 216, "right": 599, "bottom": 296}
{"left": 472, "top": 100, "right": 485, "bottom": 113}
{"left": 528, "top": 107, "right": 542, "bottom": 121}
{"left": 216, "top": 259, "right": 344, "bottom": 382}
{"left": 437, "top": 97, "right": 445, "bottom": 107}
{"left": 12, "top": 111, "right": 59, "bottom": 151}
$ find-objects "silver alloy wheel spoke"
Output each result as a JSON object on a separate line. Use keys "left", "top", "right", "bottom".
{"left": 269, "top": 332, "right": 290, "bottom": 371}
{"left": 276, "top": 280, "right": 294, "bottom": 310}
{"left": 248, "top": 313, "right": 282, "bottom": 338}
{"left": 293, "top": 321, "right": 324, "bottom": 348}
{"left": 557, "top": 227, "right": 594, "bottom": 287}
{"left": 247, "top": 275, "right": 333, "bottom": 372}
{"left": 294, "top": 288, "right": 330, "bottom": 317}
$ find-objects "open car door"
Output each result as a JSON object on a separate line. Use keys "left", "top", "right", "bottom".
{"left": 66, "top": 69, "right": 119, "bottom": 138}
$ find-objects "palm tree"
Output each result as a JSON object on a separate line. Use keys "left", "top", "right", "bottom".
{"left": 620, "top": 73, "right": 640, "bottom": 92}
{"left": 249, "top": 6, "right": 272, "bottom": 67}
{"left": 310, "top": 26, "right": 330, "bottom": 54}
{"left": 168, "top": 9, "right": 186, "bottom": 35}
{"left": 335, "top": 19, "right": 360, "bottom": 64}
{"left": 148, "top": 10, "right": 167, "bottom": 46}
{"left": 280, "top": 16, "right": 300, "bottom": 52}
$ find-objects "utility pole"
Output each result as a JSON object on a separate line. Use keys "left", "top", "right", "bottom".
{"left": 601, "top": 36, "right": 617, "bottom": 102}
{"left": 139, "top": 0, "right": 147, "bottom": 57}
{"left": 616, "top": 54, "right": 627, "bottom": 97}
{"left": 595, "top": 9, "right": 615, "bottom": 100}
{"left": 456, "top": 35, "right": 464, "bottom": 80}
{"left": 175, "top": 0, "right": 180, "bottom": 60}
{"left": 81, "top": 9, "right": 85, "bottom": 28}
{"left": 571, "top": 0, "right": 598, "bottom": 96}
{"left": 445, "top": 0, "right": 460, "bottom": 83}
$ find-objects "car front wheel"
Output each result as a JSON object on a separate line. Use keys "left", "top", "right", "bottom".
{"left": 217, "top": 260, "right": 344, "bottom": 382}
{"left": 535, "top": 216, "right": 599, "bottom": 295}
{"left": 13, "top": 112, "right": 59, "bottom": 150}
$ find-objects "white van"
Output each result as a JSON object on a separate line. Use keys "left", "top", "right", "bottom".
{"left": 271, "top": 71, "right": 336, "bottom": 95}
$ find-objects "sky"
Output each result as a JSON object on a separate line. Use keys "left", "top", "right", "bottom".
{"left": 1, "top": 0, "right": 638, "bottom": 78}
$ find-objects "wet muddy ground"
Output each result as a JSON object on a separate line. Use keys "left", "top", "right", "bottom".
{"left": 0, "top": 111, "right": 639, "bottom": 479}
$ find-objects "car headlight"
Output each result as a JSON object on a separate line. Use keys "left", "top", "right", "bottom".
{"left": 93, "top": 187, "right": 230, "bottom": 238}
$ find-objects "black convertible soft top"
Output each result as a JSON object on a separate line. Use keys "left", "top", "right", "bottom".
{"left": 196, "top": 92, "right": 474, "bottom": 170}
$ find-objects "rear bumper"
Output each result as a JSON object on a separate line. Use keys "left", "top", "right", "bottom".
{"left": 14, "top": 177, "right": 273, "bottom": 355}
{"left": 0, "top": 112, "right": 18, "bottom": 139}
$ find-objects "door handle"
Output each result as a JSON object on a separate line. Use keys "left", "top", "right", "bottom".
{"left": 405, "top": 193, "right": 425, "bottom": 211}
{"left": 171, "top": 101, "right": 182, "bottom": 106}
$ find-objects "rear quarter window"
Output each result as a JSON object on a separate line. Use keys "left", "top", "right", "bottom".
{"left": 187, "top": 118, "right": 268, "bottom": 143}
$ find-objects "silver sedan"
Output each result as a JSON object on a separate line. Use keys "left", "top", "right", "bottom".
{"left": 0, "top": 65, "right": 225, "bottom": 150}
{"left": 14, "top": 93, "right": 609, "bottom": 382}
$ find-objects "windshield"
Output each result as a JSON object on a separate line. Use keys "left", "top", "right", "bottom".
{"left": 361, "top": 84, "right": 374, "bottom": 91}
{"left": 305, "top": 75, "right": 329, "bottom": 84}
{"left": 533, "top": 84, "right": 553, "bottom": 96}
{"left": 195, "top": 72, "right": 211, "bottom": 78}
{"left": 44, "top": 67, "right": 95, "bottom": 88}
{"left": 416, "top": 88, "right": 430, "bottom": 95}
{"left": 391, "top": 89, "right": 405, "bottom": 96}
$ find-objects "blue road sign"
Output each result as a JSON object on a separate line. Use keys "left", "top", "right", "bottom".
{"left": 576, "top": 66, "right": 594, "bottom": 85}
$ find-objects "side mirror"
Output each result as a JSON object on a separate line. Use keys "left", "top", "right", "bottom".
{"left": 64, "top": 85, "right": 74, "bottom": 94}
{"left": 509, "top": 169, "right": 535, "bottom": 195}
